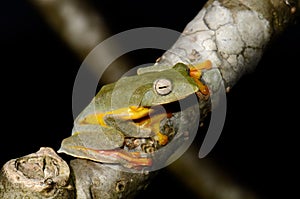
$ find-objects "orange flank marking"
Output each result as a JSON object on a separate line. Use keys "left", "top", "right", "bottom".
{"left": 73, "top": 146, "right": 152, "bottom": 167}
{"left": 96, "top": 150, "right": 152, "bottom": 167}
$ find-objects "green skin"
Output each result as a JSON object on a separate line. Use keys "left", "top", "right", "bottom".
{"left": 58, "top": 63, "right": 199, "bottom": 168}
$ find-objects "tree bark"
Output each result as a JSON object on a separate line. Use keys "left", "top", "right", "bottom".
{"left": 1, "top": 0, "right": 299, "bottom": 198}
{"left": 0, "top": 148, "right": 73, "bottom": 198}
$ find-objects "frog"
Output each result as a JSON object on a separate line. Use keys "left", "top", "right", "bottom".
{"left": 58, "top": 61, "right": 212, "bottom": 168}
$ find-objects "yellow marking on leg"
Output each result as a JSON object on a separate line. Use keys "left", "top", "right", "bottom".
{"left": 79, "top": 106, "right": 152, "bottom": 126}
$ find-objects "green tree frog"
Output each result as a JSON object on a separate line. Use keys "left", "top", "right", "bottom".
{"left": 58, "top": 61, "right": 211, "bottom": 168}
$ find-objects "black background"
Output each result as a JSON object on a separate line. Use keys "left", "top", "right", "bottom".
{"left": 1, "top": 1, "right": 299, "bottom": 198}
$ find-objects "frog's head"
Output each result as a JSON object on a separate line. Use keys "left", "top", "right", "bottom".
{"left": 140, "top": 63, "right": 199, "bottom": 106}
{"left": 99, "top": 63, "right": 200, "bottom": 109}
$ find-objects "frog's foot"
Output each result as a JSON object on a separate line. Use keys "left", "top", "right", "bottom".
{"left": 155, "top": 132, "right": 168, "bottom": 146}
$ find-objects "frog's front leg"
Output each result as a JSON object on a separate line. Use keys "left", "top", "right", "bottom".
{"left": 79, "top": 106, "right": 152, "bottom": 126}
{"left": 104, "top": 115, "right": 153, "bottom": 138}
{"left": 79, "top": 106, "right": 154, "bottom": 138}
{"left": 188, "top": 60, "right": 212, "bottom": 95}
{"left": 80, "top": 106, "right": 169, "bottom": 146}
{"left": 104, "top": 109, "right": 169, "bottom": 145}
{"left": 145, "top": 113, "right": 169, "bottom": 146}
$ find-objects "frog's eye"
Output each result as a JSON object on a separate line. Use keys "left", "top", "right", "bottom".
{"left": 153, "top": 78, "right": 172, "bottom": 95}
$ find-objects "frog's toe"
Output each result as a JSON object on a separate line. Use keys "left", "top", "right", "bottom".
{"left": 155, "top": 132, "right": 168, "bottom": 146}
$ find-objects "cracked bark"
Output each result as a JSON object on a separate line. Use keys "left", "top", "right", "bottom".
{"left": 158, "top": 0, "right": 299, "bottom": 88}
{"left": 1, "top": 0, "right": 299, "bottom": 198}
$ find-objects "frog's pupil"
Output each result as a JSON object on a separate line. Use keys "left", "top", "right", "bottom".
{"left": 159, "top": 85, "right": 169, "bottom": 89}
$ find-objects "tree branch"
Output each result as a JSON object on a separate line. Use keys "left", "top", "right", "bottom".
{"left": 1, "top": 0, "right": 299, "bottom": 198}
